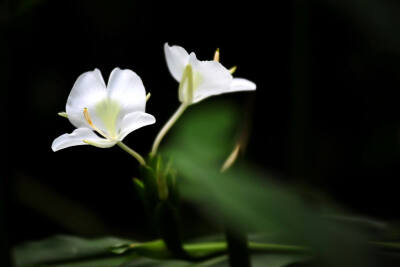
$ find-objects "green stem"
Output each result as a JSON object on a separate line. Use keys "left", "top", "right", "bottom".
{"left": 117, "top": 141, "right": 146, "bottom": 166}
{"left": 124, "top": 239, "right": 310, "bottom": 260}
{"left": 150, "top": 103, "right": 188, "bottom": 156}
{"left": 225, "top": 226, "right": 251, "bottom": 267}
{"left": 185, "top": 241, "right": 309, "bottom": 256}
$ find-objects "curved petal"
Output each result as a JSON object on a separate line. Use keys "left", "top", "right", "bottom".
{"left": 164, "top": 43, "right": 190, "bottom": 82}
{"left": 118, "top": 111, "right": 156, "bottom": 140}
{"left": 66, "top": 69, "right": 107, "bottom": 129}
{"left": 107, "top": 68, "right": 146, "bottom": 114}
{"left": 228, "top": 78, "right": 257, "bottom": 92}
{"left": 51, "top": 128, "right": 116, "bottom": 152}
{"left": 189, "top": 54, "right": 233, "bottom": 103}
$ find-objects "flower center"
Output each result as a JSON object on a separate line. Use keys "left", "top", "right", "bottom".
{"left": 95, "top": 99, "right": 121, "bottom": 139}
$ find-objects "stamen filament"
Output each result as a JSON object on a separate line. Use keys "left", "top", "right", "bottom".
{"left": 83, "top": 108, "right": 108, "bottom": 139}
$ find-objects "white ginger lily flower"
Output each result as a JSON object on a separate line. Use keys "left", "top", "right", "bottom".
{"left": 52, "top": 68, "right": 156, "bottom": 153}
{"left": 150, "top": 44, "right": 256, "bottom": 155}
{"left": 164, "top": 43, "right": 256, "bottom": 105}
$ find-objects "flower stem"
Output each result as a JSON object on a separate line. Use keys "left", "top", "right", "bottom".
{"left": 151, "top": 103, "right": 188, "bottom": 156}
{"left": 121, "top": 239, "right": 309, "bottom": 260}
{"left": 225, "top": 224, "right": 251, "bottom": 267}
{"left": 117, "top": 141, "right": 146, "bottom": 166}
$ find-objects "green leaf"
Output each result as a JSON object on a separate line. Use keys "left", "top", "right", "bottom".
{"left": 164, "top": 103, "right": 374, "bottom": 267}
{"left": 13, "top": 235, "right": 132, "bottom": 267}
{"left": 40, "top": 256, "right": 136, "bottom": 267}
{"left": 13, "top": 234, "right": 310, "bottom": 267}
{"left": 121, "top": 254, "right": 307, "bottom": 267}
{"left": 163, "top": 101, "right": 238, "bottom": 168}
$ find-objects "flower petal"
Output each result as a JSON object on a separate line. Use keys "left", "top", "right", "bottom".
{"left": 118, "top": 111, "right": 156, "bottom": 140}
{"left": 107, "top": 68, "right": 146, "bottom": 114}
{"left": 164, "top": 43, "right": 190, "bottom": 82}
{"left": 228, "top": 78, "right": 257, "bottom": 92}
{"left": 66, "top": 69, "right": 107, "bottom": 129}
{"left": 51, "top": 128, "right": 116, "bottom": 152}
{"left": 189, "top": 54, "right": 233, "bottom": 103}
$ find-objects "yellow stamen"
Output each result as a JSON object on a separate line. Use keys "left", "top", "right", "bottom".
{"left": 146, "top": 92, "right": 151, "bottom": 102}
{"left": 83, "top": 108, "right": 108, "bottom": 138}
{"left": 229, "top": 66, "right": 237, "bottom": 74}
{"left": 83, "top": 108, "right": 94, "bottom": 127}
{"left": 213, "top": 48, "right": 220, "bottom": 62}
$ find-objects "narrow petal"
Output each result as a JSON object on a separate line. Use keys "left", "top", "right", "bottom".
{"left": 66, "top": 69, "right": 107, "bottom": 129}
{"left": 118, "top": 111, "right": 156, "bottom": 141}
{"left": 51, "top": 128, "right": 115, "bottom": 152}
{"left": 228, "top": 78, "right": 257, "bottom": 92}
{"left": 107, "top": 68, "right": 147, "bottom": 114}
{"left": 164, "top": 43, "right": 190, "bottom": 82}
{"left": 189, "top": 54, "right": 233, "bottom": 103}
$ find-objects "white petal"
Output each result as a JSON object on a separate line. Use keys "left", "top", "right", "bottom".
{"left": 164, "top": 43, "right": 190, "bottom": 82}
{"left": 66, "top": 69, "right": 107, "bottom": 129}
{"left": 228, "top": 78, "right": 257, "bottom": 92}
{"left": 118, "top": 111, "right": 156, "bottom": 140}
{"left": 107, "top": 68, "right": 146, "bottom": 114}
{"left": 189, "top": 54, "right": 233, "bottom": 103}
{"left": 51, "top": 128, "right": 116, "bottom": 152}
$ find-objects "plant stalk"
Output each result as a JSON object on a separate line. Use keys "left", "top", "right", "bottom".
{"left": 150, "top": 103, "right": 188, "bottom": 156}
{"left": 117, "top": 141, "right": 146, "bottom": 166}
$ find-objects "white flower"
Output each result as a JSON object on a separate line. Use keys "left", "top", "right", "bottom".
{"left": 52, "top": 68, "right": 155, "bottom": 152}
{"left": 164, "top": 43, "right": 256, "bottom": 104}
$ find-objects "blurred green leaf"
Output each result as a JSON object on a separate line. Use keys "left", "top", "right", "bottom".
{"left": 162, "top": 101, "right": 238, "bottom": 169}
{"left": 12, "top": 234, "right": 309, "bottom": 267}
{"left": 13, "top": 234, "right": 311, "bottom": 267}
{"left": 121, "top": 254, "right": 306, "bottom": 267}
{"left": 41, "top": 257, "right": 136, "bottom": 267}
{"left": 13, "top": 235, "right": 133, "bottom": 267}
{"left": 165, "top": 102, "right": 374, "bottom": 267}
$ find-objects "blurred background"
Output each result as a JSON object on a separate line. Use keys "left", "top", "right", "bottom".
{"left": 2, "top": 0, "right": 399, "bottom": 265}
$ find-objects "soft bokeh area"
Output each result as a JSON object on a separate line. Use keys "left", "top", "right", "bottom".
{"left": 3, "top": 0, "right": 399, "bottom": 266}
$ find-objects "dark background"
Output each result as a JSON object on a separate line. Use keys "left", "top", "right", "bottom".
{"left": 2, "top": 0, "right": 399, "bottom": 264}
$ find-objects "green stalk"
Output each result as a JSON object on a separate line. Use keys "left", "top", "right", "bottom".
{"left": 121, "top": 239, "right": 310, "bottom": 260}
{"left": 225, "top": 225, "right": 251, "bottom": 267}
{"left": 151, "top": 65, "right": 193, "bottom": 156}
{"left": 150, "top": 103, "right": 188, "bottom": 156}
{"left": 117, "top": 141, "right": 146, "bottom": 166}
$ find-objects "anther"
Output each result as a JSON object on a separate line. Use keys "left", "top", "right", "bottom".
{"left": 229, "top": 66, "right": 237, "bottom": 74}
{"left": 213, "top": 48, "right": 220, "bottom": 62}
{"left": 83, "top": 108, "right": 94, "bottom": 127}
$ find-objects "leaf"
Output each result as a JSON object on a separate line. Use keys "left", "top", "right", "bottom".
{"left": 13, "top": 234, "right": 309, "bottom": 267}
{"left": 164, "top": 103, "right": 374, "bottom": 267}
{"left": 42, "top": 257, "right": 136, "bottom": 267}
{"left": 121, "top": 254, "right": 307, "bottom": 267}
{"left": 13, "top": 235, "right": 132, "bottom": 267}
{"left": 162, "top": 101, "right": 238, "bottom": 169}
